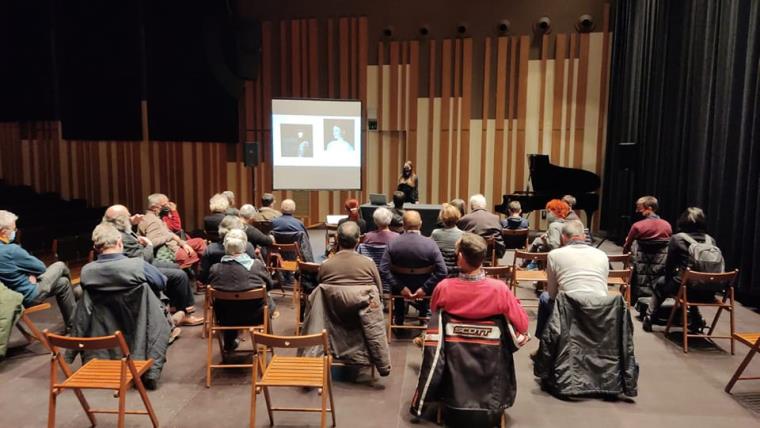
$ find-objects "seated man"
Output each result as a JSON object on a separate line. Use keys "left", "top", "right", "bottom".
{"left": 622, "top": 195, "right": 672, "bottom": 254}
{"left": 535, "top": 220, "right": 609, "bottom": 338}
{"left": 160, "top": 199, "right": 185, "bottom": 237}
{"left": 103, "top": 205, "right": 202, "bottom": 327}
{"left": 363, "top": 207, "right": 399, "bottom": 246}
{"left": 380, "top": 211, "right": 447, "bottom": 327}
{"left": 457, "top": 194, "right": 506, "bottom": 260}
{"left": 501, "top": 200, "right": 529, "bottom": 229}
{"left": 78, "top": 223, "right": 171, "bottom": 388}
{"left": 254, "top": 193, "right": 282, "bottom": 222}
{"left": 271, "top": 198, "right": 314, "bottom": 262}
{"left": 0, "top": 210, "right": 81, "bottom": 333}
{"left": 431, "top": 232, "right": 529, "bottom": 338}
{"left": 318, "top": 221, "right": 383, "bottom": 295}
{"left": 139, "top": 193, "right": 206, "bottom": 268}
{"left": 204, "top": 193, "right": 230, "bottom": 236}
{"left": 238, "top": 204, "right": 274, "bottom": 250}
{"left": 208, "top": 229, "right": 270, "bottom": 351}
{"left": 199, "top": 216, "right": 257, "bottom": 284}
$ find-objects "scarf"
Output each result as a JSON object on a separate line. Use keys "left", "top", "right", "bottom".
{"left": 221, "top": 253, "right": 254, "bottom": 270}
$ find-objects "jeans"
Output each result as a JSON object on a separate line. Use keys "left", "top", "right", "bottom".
{"left": 158, "top": 266, "right": 194, "bottom": 310}
{"left": 31, "top": 262, "right": 81, "bottom": 332}
{"left": 535, "top": 291, "right": 553, "bottom": 338}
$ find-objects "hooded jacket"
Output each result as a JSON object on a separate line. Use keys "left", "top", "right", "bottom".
{"left": 410, "top": 311, "right": 517, "bottom": 427}
{"left": 300, "top": 283, "right": 391, "bottom": 376}
{"left": 534, "top": 293, "right": 638, "bottom": 397}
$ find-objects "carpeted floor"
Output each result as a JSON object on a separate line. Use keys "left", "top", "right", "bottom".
{"left": 2, "top": 231, "right": 760, "bottom": 427}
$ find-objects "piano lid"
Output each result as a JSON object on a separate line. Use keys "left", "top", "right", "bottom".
{"left": 528, "top": 154, "right": 600, "bottom": 194}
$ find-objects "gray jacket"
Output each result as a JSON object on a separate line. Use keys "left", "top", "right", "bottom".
{"left": 534, "top": 293, "right": 638, "bottom": 397}
{"left": 300, "top": 284, "right": 391, "bottom": 376}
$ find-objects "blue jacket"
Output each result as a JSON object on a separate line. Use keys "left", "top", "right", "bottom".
{"left": 380, "top": 231, "right": 447, "bottom": 294}
{"left": 272, "top": 213, "right": 309, "bottom": 234}
{"left": 0, "top": 242, "right": 46, "bottom": 305}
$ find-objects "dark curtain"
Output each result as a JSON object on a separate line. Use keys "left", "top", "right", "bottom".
{"left": 603, "top": 0, "right": 760, "bottom": 304}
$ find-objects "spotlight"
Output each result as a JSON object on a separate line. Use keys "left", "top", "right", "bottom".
{"left": 456, "top": 23, "right": 468, "bottom": 35}
{"left": 576, "top": 14, "right": 595, "bottom": 33}
{"left": 497, "top": 19, "right": 511, "bottom": 35}
{"left": 382, "top": 26, "right": 393, "bottom": 38}
{"left": 533, "top": 16, "right": 552, "bottom": 35}
{"left": 419, "top": 25, "right": 430, "bottom": 37}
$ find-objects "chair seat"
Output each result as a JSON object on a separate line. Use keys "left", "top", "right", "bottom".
{"left": 278, "top": 260, "right": 298, "bottom": 272}
{"left": 260, "top": 355, "right": 325, "bottom": 387}
{"left": 58, "top": 359, "right": 152, "bottom": 390}
{"left": 734, "top": 333, "right": 760, "bottom": 347}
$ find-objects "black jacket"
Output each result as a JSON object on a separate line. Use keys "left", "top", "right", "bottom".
{"left": 534, "top": 293, "right": 638, "bottom": 397}
{"left": 199, "top": 241, "right": 256, "bottom": 284}
{"left": 410, "top": 311, "right": 517, "bottom": 427}
{"left": 631, "top": 239, "right": 669, "bottom": 299}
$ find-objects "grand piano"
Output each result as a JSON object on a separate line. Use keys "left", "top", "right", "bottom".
{"left": 495, "top": 154, "right": 600, "bottom": 226}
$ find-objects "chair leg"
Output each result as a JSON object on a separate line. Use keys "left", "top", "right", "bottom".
{"left": 387, "top": 298, "right": 393, "bottom": 342}
{"left": 664, "top": 291, "right": 680, "bottom": 336}
{"left": 263, "top": 386, "right": 274, "bottom": 426}
{"left": 206, "top": 328, "right": 213, "bottom": 388}
{"left": 682, "top": 299, "right": 689, "bottom": 353}
{"left": 117, "top": 382, "right": 127, "bottom": 428}
{"left": 134, "top": 376, "right": 159, "bottom": 427}
{"left": 72, "top": 389, "right": 96, "bottom": 427}
{"left": 730, "top": 289, "right": 736, "bottom": 355}
{"left": 328, "top": 368, "right": 337, "bottom": 427}
{"left": 250, "top": 373, "right": 258, "bottom": 428}
{"left": 321, "top": 382, "right": 328, "bottom": 428}
{"left": 48, "top": 390, "right": 57, "bottom": 428}
{"left": 707, "top": 306, "right": 724, "bottom": 336}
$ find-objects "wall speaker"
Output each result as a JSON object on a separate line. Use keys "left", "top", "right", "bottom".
{"left": 498, "top": 19, "right": 511, "bottom": 35}
{"left": 243, "top": 142, "right": 259, "bottom": 167}
{"left": 533, "top": 16, "right": 552, "bottom": 35}
{"left": 576, "top": 14, "right": 595, "bottom": 33}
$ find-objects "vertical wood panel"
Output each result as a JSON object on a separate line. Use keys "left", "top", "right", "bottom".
{"left": 358, "top": 17, "right": 369, "bottom": 201}
{"left": 574, "top": 33, "right": 590, "bottom": 169}
{"left": 460, "top": 38, "right": 472, "bottom": 199}
{"left": 564, "top": 33, "right": 577, "bottom": 166}
{"left": 506, "top": 37, "right": 518, "bottom": 194}
{"left": 480, "top": 38, "right": 491, "bottom": 194}
{"left": 538, "top": 35, "right": 549, "bottom": 154}
{"left": 388, "top": 41, "right": 400, "bottom": 194}
{"left": 493, "top": 37, "right": 507, "bottom": 204}
{"left": 515, "top": 36, "right": 530, "bottom": 190}
{"left": 552, "top": 34, "right": 567, "bottom": 162}
{"left": 439, "top": 39, "right": 452, "bottom": 202}
{"left": 408, "top": 41, "right": 419, "bottom": 169}
{"left": 451, "top": 38, "right": 461, "bottom": 198}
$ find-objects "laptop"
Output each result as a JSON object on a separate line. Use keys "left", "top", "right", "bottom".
{"left": 369, "top": 193, "right": 388, "bottom": 205}
{"left": 326, "top": 215, "right": 348, "bottom": 225}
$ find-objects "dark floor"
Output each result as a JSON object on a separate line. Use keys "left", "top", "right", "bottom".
{"left": 2, "top": 231, "right": 760, "bottom": 427}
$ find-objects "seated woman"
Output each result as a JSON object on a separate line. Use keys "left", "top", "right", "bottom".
{"left": 208, "top": 229, "right": 271, "bottom": 351}
{"left": 431, "top": 204, "right": 464, "bottom": 277}
{"left": 363, "top": 207, "right": 399, "bottom": 246}
{"left": 528, "top": 199, "right": 570, "bottom": 253}
{"left": 199, "top": 216, "right": 256, "bottom": 284}
{"left": 337, "top": 198, "right": 367, "bottom": 234}
{"left": 204, "top": 193, "right": 230, "bottom": 237}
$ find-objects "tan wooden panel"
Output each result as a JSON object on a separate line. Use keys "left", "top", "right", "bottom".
{"left": 574, "top": 33, "right": 590, "bottom": 169}
{"left": 439, "top": 39, "right": 452, "bottom": 202}
{"left": 426, "top": 40, "right": 436, "bottom": 203}
{"left": 480, "top": 38, "right": 491, "bottom": 194}
{"left": 408, "top": 41, "right": 420, "bottom": 169}
{"left": 515, "top": 36, "right": 530, "bottom": 190}
{"left": 389, "top": 42, "right": 400, "bottom": 193}
{"left": 506, "top": 37, "right": 517, "bottom": 194}
{"left": 493, "top": 37, "right": 507, "bottom": 203}
{"left": 538, "top": 35, "right": 549, "bottom": 154}
{"left": 459, "top": 38, "right": 472, "bottom": 198}
{"left": 565, "top": 33, "right": 577, "bottom": 166}
{"left": 552, "top": 34, "right": 567, "bottom": 163}
{"left": 359, "top": 17, "right": 369, "bottom": 202}
{"left": 451, "top": 38, "right": 461, "bottom": 198}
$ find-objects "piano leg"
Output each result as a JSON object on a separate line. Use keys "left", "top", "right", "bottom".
{"left": 583, "top": 210, "right": 596, "bottom": 228}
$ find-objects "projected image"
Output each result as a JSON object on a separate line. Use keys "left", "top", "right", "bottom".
{"left": 280, "top": 124, "right": 314, "bottom": 158}
{"left": 323, "top": 119, "right": 355, "bottom": 154}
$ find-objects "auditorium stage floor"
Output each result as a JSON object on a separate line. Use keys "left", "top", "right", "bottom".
{"left": 2, "top": 231, "right": 760, "bottom": 427}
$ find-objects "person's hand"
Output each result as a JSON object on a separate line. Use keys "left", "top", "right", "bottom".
{"left": 182, "top": 244, "right": 195, "bottom": 256}
{"left": 130, "top": 214, "right": 144, "bottom": 225}
{"left": 400, "top": 287, "right": 412, "bottom": 299}
{"left": 138, "top": 236, "right": 152, "bottom": 247}
{"left": 28, "top": 275, "right": 37, "bottom": 284}
{"left": 517, "top": 333, "right": 531, "bottom": 347}
{"left": 168, "top": 201, "right": 177, "bottom": 211}
{"left": 412, "top": 288, "right": 426, "bottom": 299}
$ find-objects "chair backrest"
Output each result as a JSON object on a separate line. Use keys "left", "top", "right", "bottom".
{"left": 273, "top": 231, "right": 302, "bottom": 245}
{"left": 45, "top": 330, "right": 129, "bottom": 355}
{"left": 608, "top": 268, "right": 633, "bottom": 283}
{"left": 682, "top": 268, "right": 738, "bottom": 293}
{"left": 252, "top": 220, "right": 274, "bottom": 235}
{"left": 298, "top": 261, "right": 321, "bottom": 274}
{"left": 357, "top": 243, "right": 387, "bottom": 266}
{"left": 483, "top": 266, "right": 513, "bottom": 283}
{"left": 608, "top": 253, "right": 632, "bottom": 269}
{"left": 252, "top": 330, "right": 328, "bottom": 350}
{"left": 391, "top": 264, "right": 435, "bottom": 275}
{"left": 502, "top": 228, "right": 529, "bottom": 250}
{"left": 512, "top": 250, "right": 548, "bottom": 265}
{"left": 484, "top": 236, "right": 497, "bottom": 263}
{"left": 208, "top": 286, "right": 266, "bottom": 302}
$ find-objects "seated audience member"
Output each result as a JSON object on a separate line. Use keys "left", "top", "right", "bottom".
{"left": 449, "top": 199, "right": 466, "bottom": 218}
{"left": 457, "top": 194, "right": 506, "bottom": 260}
{"left": 103, "top": 205, "right": 202, "bottom": 326}
{"left": 78, "top": 223, "right": 171, "bottom": 388}
{"left": 0, "top": 210, "right": 81, "bottom": 332}
{"left": 139, "top": 193, "right": 206, "bottom": 268}
{"left": 562, "top": 194, "right": 580, "bottom": 221}
{"left": 338, "top": 198, "right": 368, "bottom": 234}
{"left": 238, "top": 204, "right": 274, "bottom": 249}
{"left": 389, "top": 191, "right": 406, "bottom": 233}
{"left": 208, "top": 229, "right": 270, "bottom": 351}
{"left": 502, "top": 200, "right": 530, "bottom": 229}
{"left": 199, "top": 216, "right": 256, "bottom": 284}
{"left": 222, "top": 190, "right": 238, "bottom": 215}
{"left": 528, "top": 199, "right": 571, "bottom": 253}
{"left": 363, "top": 207, "right": 399, "bottom": 245}
{"left": 622, "top": 195, "right": 672, "bottom": 253}
{"left": 254, "top": 193, "right": 282, "bottom": 221}
{"left": 431, "top": 204, "right": 464, "bottom": 276}
{"left": 380, "top": 211, "right": 447, "bottom": 326}
{"left": 204, "top": 193, "right": 230, "bottom": 235}
{"left": 431, "top": 232, "right": 529, "bottom": 338}
{"left": 643, "top": 207, "right": 717, "bottom": 332}
{"left": 318, "top": 221, "right": 383, "bottom": 295}
{"left": 272, "top": 199, "right": 314, "bottom": 263}
{"left": 535, "top": 220, "right": 608, "bottom": 337}
{"left": 160, "top": 200, "right": 187, "bottom": 237}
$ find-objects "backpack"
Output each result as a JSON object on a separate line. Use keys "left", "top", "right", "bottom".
{"left": 679, "top": 233, "right": 724, "bottom": 273}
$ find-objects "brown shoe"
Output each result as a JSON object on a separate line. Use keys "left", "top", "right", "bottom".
{"left": 179, "top": 315, "right": 205, "bottom": 326}
{"left": 169, "top": 327, "right": 182, "bottom": 345}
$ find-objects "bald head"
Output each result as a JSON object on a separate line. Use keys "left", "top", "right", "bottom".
{"left": 281, "top": 199, "right": 296, "bottom": 214}
{"left": 403, "top": 210, "right": 422, "bottom": 231}
{"left": 103, "top": 204, "right": 132, "bottom": 232}
{"left": 337, "top": 221, "right": 361, "bottom": 250}
{"left": 105, "top": 204, "right": 130, "bottom": 219}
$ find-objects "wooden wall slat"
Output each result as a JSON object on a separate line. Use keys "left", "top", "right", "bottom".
{"left": 377, "top": 41, "right": 384, "bottom": 196}
{"left": 514, "top": 36, "right": 530, "bottom": 191}
{"left": 493, "top": 37, "right": 507, "bottom": 204}
{"left": 408, "top": 41, "right": 419, "bottom": 169}
{"left": 451, "top": 38, "right": 461, "bottom": 199}
{"left": 439, "top": 39, "right": 453, "bottom": 203}
{"left": 388, "top": 41, "right": 400, "bottom": 194}
{"left": 574, "top": 33, "right": 590, "bottom": 169}
{"left": 480, "top": 37, "right": 491, "bottom": 195}
{"left": 552, "top": 34, "right": 567, "bottom": 163}
{"left": 506, "top": 37, "right": 518, "bottom": 195}
{"left": 565, "top": 33, "right": 577, "bottom": 166}
{"left": 358, "top": 17, "right": 369, "bottom": 200}
{"left": 426, "top": 39, "right": 436, "bottom": 203}
{"left": 460, "top": 38, "right": 472, "bottom": 199}
{"left": 538, "top": 35, "right": 549, "bottom": 154}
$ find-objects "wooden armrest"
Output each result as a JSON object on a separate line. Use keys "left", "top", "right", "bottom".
{"left": 24, "top": 302, "right": 52, "bottom": 315}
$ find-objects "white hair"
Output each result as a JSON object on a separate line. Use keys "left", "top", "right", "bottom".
{"left": 222, "top": 190, "right": 235, "bottom": 206}
{"left": 281, "top": 199, "right": 296, "bottom": 214}
{"left": 239, "top": 204, "right": 257, "bottom": 220}
{"left": 218, "top": 215, "right": 245, "bottom": 240}
{"left": 92, "top": 223, "right": 122, "bottom": 251}
{"left": 209, "top": 193, "right": 230, "bottom": 213}
{"left": 373, "top": 207, "right": 393, "bottom": 227}
{"left": 0, "top": 210, "right": 18, "bottom": 231}
{"left": 223, "top": 228, "right": 248, "bottom": 255}
{"left": 561, "top": 220, "right": 586, "bottom": 238}
{"left": 147, "top": 193, "right": 167, "bottom": 209}
{"left": 469, "top": 194, "right": 487, "bottom": 210}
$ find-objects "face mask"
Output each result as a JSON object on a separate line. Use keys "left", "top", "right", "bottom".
{"left": 403, "top": 169, "right": 411, "bottom": 177}
{"left": 7, "top": 230, "right": 16, "bottom": 242}
{"left": 159, "top": 206, "right": 171, "bottom": 217}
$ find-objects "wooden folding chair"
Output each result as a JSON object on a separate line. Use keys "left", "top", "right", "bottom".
{"left": 295, "top": 261, "right": 321, "bottom": 334}
{"left": 502, "top": 228, "right": 529, "bottom": 250}
{"left": 324, "top": 223, "right": 338, "bottom": 253}
{"left": 268, "top": 237, "right": 303, "bottom": 296}
{"left": 608, "top": 268, "right": 633, "bottom": 306}
{"left": 484, "top": 236, "right": 498, "bottom": 267}
{"left": 16, "top": 303, "right": 52, "bottom": 350}
{"left": 250, "top": 330, "right": 335, "bottom": 428}
{"left": 483, "top": 265, "right": 514, "bottom": 284}
{"left": 510, "top": 250, "right": 549, "bottom": 308}
{"left": 388, "top": 264, "right": 434, "bottom": 341}
{"left": 664, "top": 269, "right": 739, "bottom": 354}
{"left": 251, "top": 220, "right": 274, "bottom": 236}
{"left": 608, "top": 253, "right": 632, "bottom": 270}
{"left": 725, "top": 333, "right": 760, "bottom": 393}
{"left": 206, "top": 287, "right": 269, "bottom": 387}
{"left": 44, "top": 330, "right": 158, "bottom": 428}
